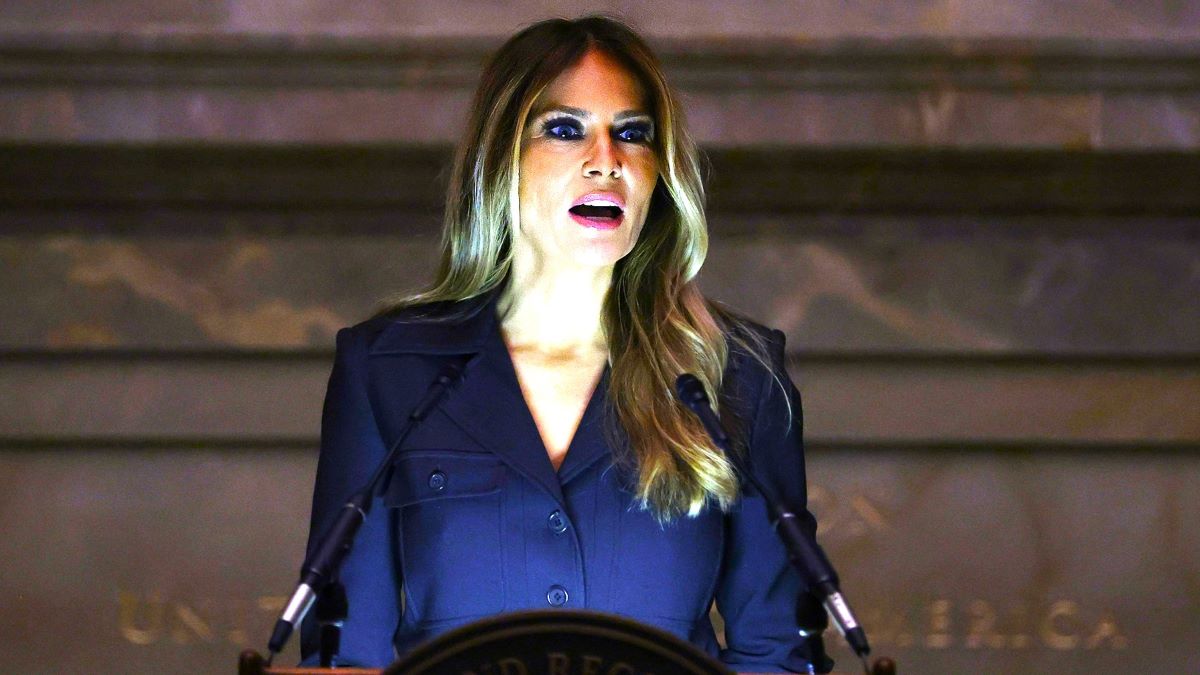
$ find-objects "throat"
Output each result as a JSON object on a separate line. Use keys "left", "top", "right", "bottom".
{"left": 505, "top": 344, "right": 607, "bottom": 472}
{"left": 498, "top": 293, "right": 610, "bottom": 355}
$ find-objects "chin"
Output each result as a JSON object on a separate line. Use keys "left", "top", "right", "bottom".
{"left": 568, "top": 244, "right": 633, "bottom": 268}
{"left": 558, "top": 225, "right": 638, "bottom": 268}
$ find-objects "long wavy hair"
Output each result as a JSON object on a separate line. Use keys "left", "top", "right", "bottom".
{"left": 376, "top": 15, "right": 773, "bottom": 520}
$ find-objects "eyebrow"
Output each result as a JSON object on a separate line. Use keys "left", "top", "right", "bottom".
{"left": 534, "top": 104, "right": 653, "bottom": 123}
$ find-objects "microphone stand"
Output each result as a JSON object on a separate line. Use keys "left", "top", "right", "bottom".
{"left": 796, "top": 592, "right": 835, "bottom": 674}
{"left": 265, "top": 358, "right": 468, "bottom": 663}
{"left": 675, "top": 374, "right": 873, "bottom": 675}
{"left": 316, "top": 580, "right": 348, "bottom": 668}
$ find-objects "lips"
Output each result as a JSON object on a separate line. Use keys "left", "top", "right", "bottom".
{"left": 568, "top": 192, "right": 625, "bottom": 230}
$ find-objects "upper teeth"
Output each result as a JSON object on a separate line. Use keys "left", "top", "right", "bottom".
{"left": 582, "top": 200, "right": 620, "bottom": 208}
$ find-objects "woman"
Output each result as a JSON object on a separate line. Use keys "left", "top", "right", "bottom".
{"left": 301, "top": 15, "right": 819, "bottom": 673}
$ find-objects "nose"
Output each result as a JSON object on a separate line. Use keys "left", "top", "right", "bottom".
{"left": 583, "top": 133, "right": 621, "bottom": 179}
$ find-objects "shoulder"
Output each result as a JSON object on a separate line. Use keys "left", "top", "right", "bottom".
{"left": 337, "top": 313, "right": 398, "bottom": 346}
{"left": 707, "top": 301, "right": 792, "bottom": 426}
{"left": 370, "top": 293, "right": 491, "bottom": 324}
{"left": 709, "top": 300, "right": 787, "bottom": 381}
{"left": 336, "top": 294, "right": 496, "bottom": 355}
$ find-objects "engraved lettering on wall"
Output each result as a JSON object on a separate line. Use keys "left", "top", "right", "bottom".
{"left": 116, "top": 591, "right": 287, "bottom": 646}
{"left": 829, "top": 598, "right": 1131, "bottom": 653}
{"left": 117, "top": 591, "right": 1129, "bottom": 654}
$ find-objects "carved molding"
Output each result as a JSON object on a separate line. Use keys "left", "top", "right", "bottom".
{"left": 1, "top": 33, "right": 1198, "bottom": 92}
{"left": 2, "top": 144, "right": 1199, "bottom": 229}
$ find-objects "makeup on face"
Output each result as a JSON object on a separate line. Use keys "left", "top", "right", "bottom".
{"left": 533, "top": 106, "right": 655, "bottom": 145}
{"left": 515, "top": 49, "right": 659, "bottom": 268}
{"left": 568, "top": 191, "right": 626, "bottom": 230}
{"left": 526, "top": 105, "right": 654, "bottom": 231}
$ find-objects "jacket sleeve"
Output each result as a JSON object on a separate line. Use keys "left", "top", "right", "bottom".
{"left": 299, "top": 326, "right": 402, "bottom": 667}
{"left": 716, "top": 329, "right": 819, "bottom": 673}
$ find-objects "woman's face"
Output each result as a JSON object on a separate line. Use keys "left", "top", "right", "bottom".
{"left": 517, "top": 49, "right": 659, "bottom": 271}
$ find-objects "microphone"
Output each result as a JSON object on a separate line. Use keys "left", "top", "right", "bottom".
{"left": 267, "top": 358, "right": 468, "bottom": 660}
{"left": 674, "top": 373, "right": 871, "bottom": 662}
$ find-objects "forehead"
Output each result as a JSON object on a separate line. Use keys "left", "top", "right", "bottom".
{"left": 533, "top": 49, "right": 648, "bottom": 115}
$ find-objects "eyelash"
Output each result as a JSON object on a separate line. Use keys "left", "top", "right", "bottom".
{"left": 541, "top": 117, "right": 653, "bottom": 144}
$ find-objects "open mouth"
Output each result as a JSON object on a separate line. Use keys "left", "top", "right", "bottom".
{"left": 569, "top": 204, "right": 623, "bottom": 219}
{"left": 568, "top": 204, "right": 624, "bottom": 229}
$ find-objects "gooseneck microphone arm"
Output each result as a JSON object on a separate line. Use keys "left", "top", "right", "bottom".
{"left": 674, "top": 373, "right": 871, "bottom": 669}
{"left": 266, "top": 358, "right": 468, "bottom": 661}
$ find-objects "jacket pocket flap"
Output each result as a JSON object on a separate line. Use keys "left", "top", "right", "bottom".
{"left": 382, "top": 450, "right": 505, "bottom": 507}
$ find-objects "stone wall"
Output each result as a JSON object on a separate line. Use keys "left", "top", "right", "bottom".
{"left": 1, "top": 2, "right": 1197, "bottom": 673}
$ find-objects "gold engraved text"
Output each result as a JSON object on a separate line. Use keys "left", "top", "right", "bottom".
{"left": 832, "top": 598, "right": 1129, "bottom": 653}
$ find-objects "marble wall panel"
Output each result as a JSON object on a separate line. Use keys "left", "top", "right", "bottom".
{"left": 706, "top": 230, "right": 1200, "bottom": 354}
{"left": 682, "top": 89, "right": 1107, "bottom": 149}
{"left": 3, "top": 229, "right": 1196, "bottom": 354}
{"left": 0, "top": 448, "right": 311, "bottom": 673}
{"left": 0, "top": 86, "right": 477, "bottom": 144}
{"left": 808, "top": 449, "right": 1200, "bottom": 673}
{"left": 2, "top": 355, "right": 1196, "bottom": 444}
{"left": 2, "top": 0, "right": 1199, "bottom": 40}
{"left": 1100, "top": 93, "right": 1200, "bottom": 148}
{"left": 0, "top": 447, "right": 1194, "bottom": 674}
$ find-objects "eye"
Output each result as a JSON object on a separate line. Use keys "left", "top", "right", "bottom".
{"left": 543, "top": 118, "right": 583, "bottom": 140}
{"left": 617, "top": 123, "right": 653, "bottom": 144}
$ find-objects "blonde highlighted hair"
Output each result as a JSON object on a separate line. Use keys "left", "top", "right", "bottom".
{"left": 377, "top": 15, "right": 774, "bottom": 520}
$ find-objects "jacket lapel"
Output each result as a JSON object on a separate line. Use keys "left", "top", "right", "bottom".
{"left": 441, "top": 326, "right": 567, "bottom": 504}
{"left": 556, "top": 366, "right": 613, "bottom": 485}
{"left": 368, "top": 292, "right": 567, "bottom": 505}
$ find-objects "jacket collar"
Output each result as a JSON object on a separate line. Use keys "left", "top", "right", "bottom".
{"left": 366, "top": 289, "right": 613, "bottom": 504}
{"left": 368, "top": 292, "right": 499, "bottom": 356}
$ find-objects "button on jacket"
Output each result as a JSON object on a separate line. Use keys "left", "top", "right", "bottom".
{"left": 299, "top": 293, "right": 818, "bottom": 672}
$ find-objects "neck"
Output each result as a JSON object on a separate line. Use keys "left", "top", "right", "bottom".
{"left": 498, "top": 248, "right": 611, "bottom": 355}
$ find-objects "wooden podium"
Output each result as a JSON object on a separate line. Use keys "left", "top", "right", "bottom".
{"left": 239, "top": 650, "right": 379, "bottom": 675}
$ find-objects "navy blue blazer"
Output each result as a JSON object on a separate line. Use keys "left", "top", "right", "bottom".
{"left": 299, "top": 293, "right": 817, "bottom": 672}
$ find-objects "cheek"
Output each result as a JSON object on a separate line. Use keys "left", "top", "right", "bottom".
{"left": 630, "top": 155, "right": 659, "bottom": 206}
{"left": 519, "top": 150, "right": 570, "bottom": 215}
{"left": 517, "top": 154, "right": 540, "bottom": 206}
